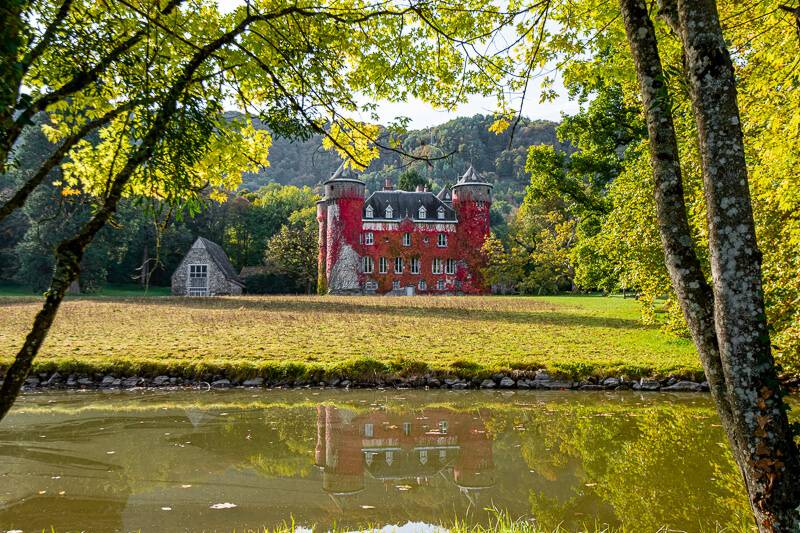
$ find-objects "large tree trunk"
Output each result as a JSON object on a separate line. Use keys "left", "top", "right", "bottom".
{"left": 619, "top": 0, "right": 800, "bottom": 529}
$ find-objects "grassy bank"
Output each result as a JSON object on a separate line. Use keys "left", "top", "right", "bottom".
{"left": 0, "top": 294, "right": 702, "bottom": 381}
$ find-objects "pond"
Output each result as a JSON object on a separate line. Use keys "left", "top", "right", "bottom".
{"left": 0, "top": 390, "right": 757, "bottom": 532}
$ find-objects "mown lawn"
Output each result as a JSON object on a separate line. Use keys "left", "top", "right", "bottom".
{"left": 0, "top": 294, "right": 701, "bottom": 380}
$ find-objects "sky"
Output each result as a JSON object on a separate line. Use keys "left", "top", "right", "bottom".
{"left": 215, "top": 0, "right": 578, "bottom": 129}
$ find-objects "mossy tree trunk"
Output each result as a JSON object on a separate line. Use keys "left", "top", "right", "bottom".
{"left": 619, "top": 0, "right": 800, "bottom": 529}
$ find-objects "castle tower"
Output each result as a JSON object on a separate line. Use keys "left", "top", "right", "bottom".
{"left": 451, "top": 166, "right": 493, "bottom": 292}
{"left": 320, "top": 162, "right": 365, "bottom": 294}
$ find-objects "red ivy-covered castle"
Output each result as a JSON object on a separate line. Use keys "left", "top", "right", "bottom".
{"left": 316, "top": 163, "right": 492, "bottom": 295}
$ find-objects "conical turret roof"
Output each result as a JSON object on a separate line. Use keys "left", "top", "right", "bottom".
{"left": 324, "top": 161, "right": 364, "bottom": 184}
{"left": 454, "top": 165, "right": 493, "bottom": 187}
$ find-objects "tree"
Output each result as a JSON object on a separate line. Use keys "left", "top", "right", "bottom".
{"left": 397, "top": 169, "right": 433, "bottom": 191}
{"left": 265, "top": 207, "right": 318, "bottom": 294}
{"left": 617, "top": 0, "right": 800, "bottom": 528}
{"left": 0, "top": 0, "right": 537, "bottom": 421}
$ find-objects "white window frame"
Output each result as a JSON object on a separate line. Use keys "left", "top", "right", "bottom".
{"left": 437, "top": 206, "right": 445, "bottom": 220}
{"left": 365, "top": 280, "right": 378, "bottom": 291}
{"left": 418, "top": 206, "right": 427, "bottom": 219}
{"left": 410, "top": 257, "right": 420, "bottom": 274}
{"left": 394, "top": 257, "right": 404, "bottom": 274}
{"left": 379, "top": 257, "right": 388, "bottom": 274}
{"left": 436, "top": 279, "right": 446, "bottom": 290}
{"left": 364, "top": 232, "right": 374, "bottom": 245}
{"left": 385, "top": 205, "right": 393, "bottom": 218}
{"left": 418, "top": 280, "right": 427, "bottom": 291}
{"left": 432, "top": 258, "right": 443, "bottom": 274}
{"left": 437, "top": 233, "right": 447, "bottom": 247}
{"left": 446, "top": 258, "right": 456, "bottom": 275}
{"left": 365, "top": 205, "right": 374, "bottom": 218}
{"left": 362, "top": 256, "right": 374, "bottom": 274}
{"left": 364, "top": 423, "right": 374, "bottom": 437}
{"left": 188, "top": 264, "right": 209, "bottom": 296}
{"left": 402, "top": 232, "right": 411, "bottom": 246}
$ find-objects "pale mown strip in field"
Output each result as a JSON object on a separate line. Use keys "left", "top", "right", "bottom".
{"left": 0, "top": 295, "right": 700, "bottom": 379}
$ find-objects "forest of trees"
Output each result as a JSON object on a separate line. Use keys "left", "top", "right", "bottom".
{"left": 0, "top": 113, "right": 560, "bottom": 295}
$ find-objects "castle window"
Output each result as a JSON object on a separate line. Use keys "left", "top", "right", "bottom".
{"left": 365, "top": 205, "right": 374, "bottom": 218}
{"left": 364, "top": 423, "right": 374, "bottom": 437}
{"left": 379, "top": 257, "right": 387, "bottom": 274}
{"left": 439, "top": 420, "right": 448, "bottom": 434}
{"left": 437, "top": 233, "right": 447, "bottom": 247}
{"left": 418, "top": 280, "right": 427, "bottom": 291}
{"left": 403, "top": 422, "right": 412, "bottom": 435}
{"left": 364, "top": 232, "right": 374, "bottom": 245}
{"left": 402, "top": 232, "right": 411, "bottom": 246}
{"left": 418, "top": 206, "right": 427, "bottom": 219}
{"left": 446, "top": 258, "right": 456, "bottom": 275}
{"left": 394, "top": 257, "right": 404, "bottom": 273}
{"left": 362, "top": 256, "right": 374, "bottom": 274}
{"left": 436, "top": 279, "right": 446, "bottom": 290}
{"left": 392, "top": 280, "right": 401, "bottom": 290}
{"left": 410, "top": 257, "right": 420, "bottom": 274}
{"left": 437, "top": 206, "right": 445, "bottom": 220}
{"left": 385, "top": 205, "right": 393, "bottom": 218}
{"left": 419, "top": 449, "right": 428, "bottom": 465}
{"left": 432, "top": 258, "right": 443, "bottom": 274}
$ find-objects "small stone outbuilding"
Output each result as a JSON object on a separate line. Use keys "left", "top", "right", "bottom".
{"left": 171, "top": 237, "right": 244, "bottom": 296}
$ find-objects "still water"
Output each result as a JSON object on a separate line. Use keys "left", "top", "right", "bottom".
{"left": 0, "top": 390, "right": 755, "bottom": 532}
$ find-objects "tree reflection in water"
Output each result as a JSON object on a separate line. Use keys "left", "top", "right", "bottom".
{"left": 0, "top": 390, "right": 755, "bottom": 531}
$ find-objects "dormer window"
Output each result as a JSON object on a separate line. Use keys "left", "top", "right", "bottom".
{"left": 437, "top": 206, "right": 445, "bottom": 220}
{"left": 418, "top": 206, "right": 427, "bottom": 219}
{"left": 365, "top": 205, "right": 374, "bottom": 218}
{"left": 385, "top": 205, "right": 393, "bottom": 218}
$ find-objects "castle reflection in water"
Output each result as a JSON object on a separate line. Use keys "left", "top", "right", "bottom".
{"left": 315, "top": 405, "right": 495, "bottom": 496}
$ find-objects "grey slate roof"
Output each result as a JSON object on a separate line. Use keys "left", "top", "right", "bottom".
{"left": 196, "top": 237, "right": 244, "bottom": 285}
{"left": 455, "top": 165, "right": 492, "bottom": 186}
{"left": 363, "top": 190, "right": 457, "bottom": 221}
{"left": 324, "top": 161, "right": 363, "bottom": 184}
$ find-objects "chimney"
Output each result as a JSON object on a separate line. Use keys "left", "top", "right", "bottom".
{"left": 383, "top": 178, "right": 394, "bottom": 191}
{"left": 416, "top": 184, "right": 424, "bottom": 192}
{"left": 423, "top": 186, "right": 429, "bottom": 192}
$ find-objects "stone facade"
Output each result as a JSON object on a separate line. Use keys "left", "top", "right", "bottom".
{"left": 317, "top": 164, "right": 492, "bottom": 295}
{"left": 171, "top": 237, "right": 244, "bottom": 296}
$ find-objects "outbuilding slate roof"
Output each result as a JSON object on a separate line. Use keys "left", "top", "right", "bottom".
{"left": 363, "top": 190, "right": 457, "bottom": 221}
{"left": 195, "top": 237, "right": 244, "bottom": 285}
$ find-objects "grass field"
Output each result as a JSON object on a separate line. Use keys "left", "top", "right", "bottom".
{"left": 0, "top": 293, "right": 702, "bottom": 380}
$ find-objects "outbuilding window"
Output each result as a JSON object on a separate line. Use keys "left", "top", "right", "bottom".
{"left": 188, "top": 264, "right": 208, "bottom": 296}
